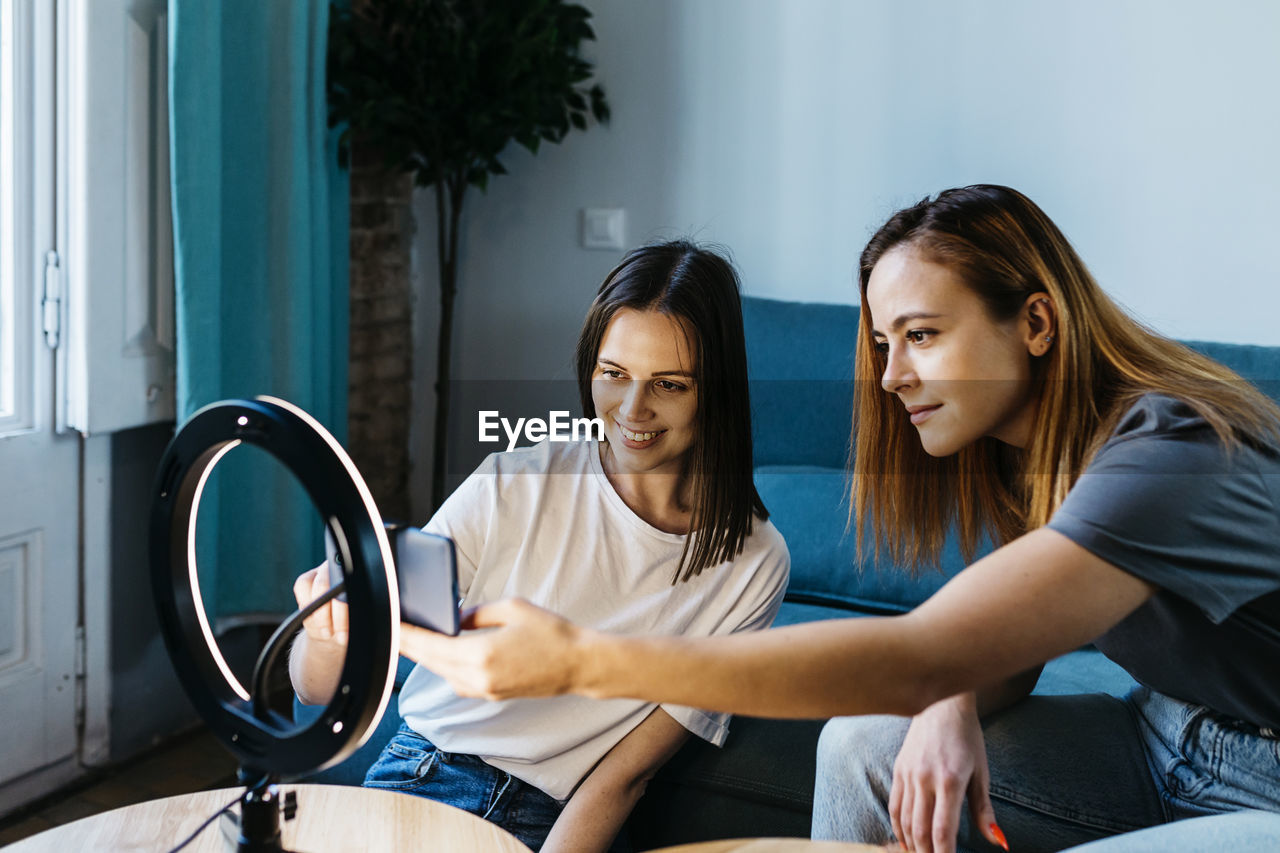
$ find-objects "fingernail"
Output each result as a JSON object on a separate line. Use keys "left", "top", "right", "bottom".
{"left": 989, "top": 822, "right": 1010, "bottom": 851}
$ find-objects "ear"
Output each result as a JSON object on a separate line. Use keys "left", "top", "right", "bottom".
{"left": 1021, "top": 292, "right": 1056, "bottom": 357}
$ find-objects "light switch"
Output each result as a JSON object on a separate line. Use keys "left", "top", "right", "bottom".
{"left": 581, "top": 208, "right": 626, "bottom": 250}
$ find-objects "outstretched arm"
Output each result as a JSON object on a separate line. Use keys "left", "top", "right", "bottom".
{"left": 400, "top": 528, "right": 1154, "bottom": 718}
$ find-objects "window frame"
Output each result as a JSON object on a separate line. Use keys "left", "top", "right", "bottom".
{"left": 0, "top": 0, "right": 28, "bottom": 432}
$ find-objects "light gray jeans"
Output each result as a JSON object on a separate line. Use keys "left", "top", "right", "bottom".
{"left": 812, "top": 686, "right": 1280, "bottom": 852}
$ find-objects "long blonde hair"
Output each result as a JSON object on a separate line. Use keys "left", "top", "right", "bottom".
{"left": 852, "top": 185, "right": 1280, "bottom": 570}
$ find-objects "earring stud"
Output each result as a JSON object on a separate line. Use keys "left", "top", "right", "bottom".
{"left": 1044, "top": 335, "right": 1054, "bottom": 344}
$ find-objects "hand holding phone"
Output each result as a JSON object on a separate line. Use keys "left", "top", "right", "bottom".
{"left": 292, "top": 563, "right": 349, "bottom": 646}
{"left": 325, "top": 524, "right": 461, "bottom": 635}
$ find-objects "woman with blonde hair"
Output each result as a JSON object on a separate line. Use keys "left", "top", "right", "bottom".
{"left": 401, "top": 186, "right": 1280, "bottom": 852}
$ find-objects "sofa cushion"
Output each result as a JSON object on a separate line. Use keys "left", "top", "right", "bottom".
{"left": 756, "top": 465, "right": 980, "bottom": 613}
{"left": 776, "top": 600, "right": 1136, "bottom": 698}
{"left": 1183, "top": 340, "right": 1280, "bottom": 404}
{"left": 1037, "top": 648, "right": 1137, "bottom": 698}
{"left": 743, "top": 297, "right": 857, "bottom": 470}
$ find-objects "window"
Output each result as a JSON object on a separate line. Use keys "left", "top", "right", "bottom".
{"left": 0, "top": 0, "right": 58, "bottom": 437}
{"left": 1, "top": 0, "right": 174, "bottom": 437}
{"left": 0, "top": 0, "right": 16, "bottom": 423}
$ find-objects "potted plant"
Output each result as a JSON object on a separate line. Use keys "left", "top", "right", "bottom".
{"left": 328, "top": 0, "right": 610, "bottom": 509}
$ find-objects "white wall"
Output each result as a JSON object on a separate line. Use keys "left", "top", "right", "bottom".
{"left": 409, "top": 0, "right": 1280, "bottom": 515}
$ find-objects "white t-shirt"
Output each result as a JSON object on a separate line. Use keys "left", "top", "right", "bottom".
{"left": 398, "top": 438, "right": 790, "bottom": 801}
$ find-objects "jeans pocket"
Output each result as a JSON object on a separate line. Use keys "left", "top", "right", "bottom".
{"left": 481, "top": 772, "right": 564, "bottom": 850}
{"left": 1187, "top": 714, "right": 1280, "bottom": 812}
{"left": 363, "top": 728, "right": 441, "bottom": 791}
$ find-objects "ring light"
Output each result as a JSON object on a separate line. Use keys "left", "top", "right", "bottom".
{"left": 150, "top": 396, "right": 400, "bottom": 781}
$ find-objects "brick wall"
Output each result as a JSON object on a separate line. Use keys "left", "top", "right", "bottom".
{"left": 347, "top": 144, "right": 414, "bottom": 522}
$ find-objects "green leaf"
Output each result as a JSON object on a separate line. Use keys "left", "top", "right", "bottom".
{"left": 326, "top": 0, "right": 610, "bottom": 186}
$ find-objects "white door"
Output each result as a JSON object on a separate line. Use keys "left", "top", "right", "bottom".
{"left": 0, "top": 0, "right": 81, "bottom": 798}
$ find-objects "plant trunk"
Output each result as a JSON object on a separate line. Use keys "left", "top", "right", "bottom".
{"left": 430, "top": 175, "right": 467, "bottom": 510}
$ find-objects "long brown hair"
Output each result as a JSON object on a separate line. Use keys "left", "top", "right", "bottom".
{"left": 852, "top": 184, "right": 1280, "bottom": 570}
{"left": 576, "top": 240, "right": 768, "bottom": 583}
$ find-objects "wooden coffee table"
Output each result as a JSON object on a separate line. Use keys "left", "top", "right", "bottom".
{"left": 5, "top": 783, "right": 531, "bottom": 851}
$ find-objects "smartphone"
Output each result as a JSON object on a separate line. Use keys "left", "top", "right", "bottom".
{"left": 325, "top": 523, "right": 461, "bottom": 635}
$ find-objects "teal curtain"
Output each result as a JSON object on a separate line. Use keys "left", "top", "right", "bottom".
{"left": 169, "top": 0, "right": 349, "bottom": 621}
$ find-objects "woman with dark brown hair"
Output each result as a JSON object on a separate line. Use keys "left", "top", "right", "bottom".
{"left": 402, "top": 186, "right": 1280, "bottom": 852}
{"left": 292, "top": 240, "right": 788, "bottom": 852}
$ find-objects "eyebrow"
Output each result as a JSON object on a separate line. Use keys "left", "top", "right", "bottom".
{"left": 598, "top": 357, "right": 695, "bottom": 378}
{"left": 870, "top": 312, "right": 946, "bottom": 337}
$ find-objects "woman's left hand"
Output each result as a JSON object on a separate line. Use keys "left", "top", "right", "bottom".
{"left": 398, "top": 598, "right": 586, "bottom": 700}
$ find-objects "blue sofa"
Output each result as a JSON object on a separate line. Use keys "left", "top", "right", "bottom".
{"left": 299, "top": 296, "right": 1280, "bottom": 849}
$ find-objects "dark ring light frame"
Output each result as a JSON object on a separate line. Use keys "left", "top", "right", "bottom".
{"left": 150, "top": 396, "right": 400, "bottom": 779}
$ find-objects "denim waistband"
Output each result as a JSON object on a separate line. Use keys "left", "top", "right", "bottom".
{"left": 1129, "top": 686, "right": 1278, "bottom": 742}
{"left": 1222, "top": 718, "right": 1279, "bottom": 740}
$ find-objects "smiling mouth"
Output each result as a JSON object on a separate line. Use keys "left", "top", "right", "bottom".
{"left": 907, "top": 405, "right": 941, "bottom": 425}
{"left": 618, "top": 424, "right": 667, "bottom": 443}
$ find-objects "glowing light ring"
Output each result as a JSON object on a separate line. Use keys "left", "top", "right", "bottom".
{"left": 150, "top": 397, "right": 400, "bottom": 778}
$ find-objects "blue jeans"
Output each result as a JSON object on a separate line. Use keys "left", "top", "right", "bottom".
{"left": 363, "top": 723, "right": 564, "bottom": 851}
{"left": 812, "top": 687, "right": 1280, "bottom": 852}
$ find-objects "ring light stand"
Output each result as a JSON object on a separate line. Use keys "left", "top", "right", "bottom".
{"left": 150, "top": 397, "right": 401, "bottom": 851}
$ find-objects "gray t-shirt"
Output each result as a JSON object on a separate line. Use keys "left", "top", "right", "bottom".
{"left": 1048, "top": 393, "right": 1280, "bottom": 729}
